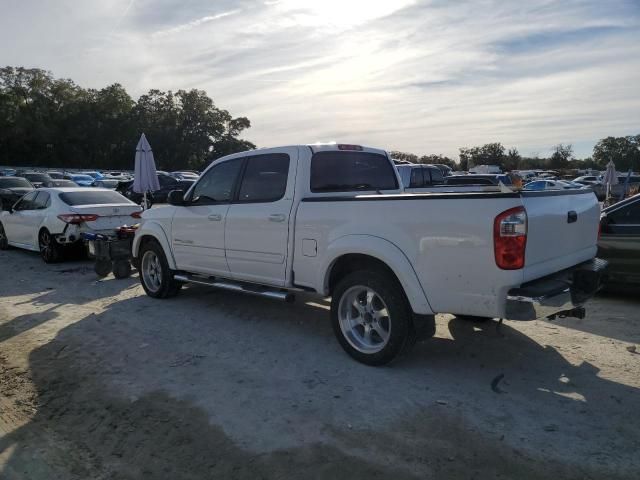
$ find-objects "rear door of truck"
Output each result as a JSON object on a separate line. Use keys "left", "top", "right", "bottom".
{"left": 520, "top": 189, "right": 600, "bottom": 282}
{"left": 224, "top": 147, "right": 298, "bottom": 286}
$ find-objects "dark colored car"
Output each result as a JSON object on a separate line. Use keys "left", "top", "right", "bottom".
{"left": 47, "top": 171, "right": 65, "bottom": 179}
{"left": 42, "top": 179, "right": 78, "bottom": 188}
{"left": 92, "top": 178, "right": 120, "bottom": 189}
{"left": 598, "top": 194, "right": 640, "bottom": 285}
{"left": 21, "top": 172, "right": 53, "bottom": 188}
{"left": 0, "top": 177, "right": 35, "bottom": 210}
{"left": 431, "top": 164, "right": 453, "bottom": 177}
{"left": 118, "top": 175, "right": 195, "bottom": 205}
{"left": 445, "top": 174, "right": 512, "bottom": 186}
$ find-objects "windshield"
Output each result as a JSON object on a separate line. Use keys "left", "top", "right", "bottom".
{"left": 72, "top": 175, "right": 95, "bottom": 182}
{"left": 45, "top": 180, "right": 77, "bottom": 187}
{"left": 0, "top": 177, "right": 32, "bottom": 188}
{"left": 59, "top": 190, "right": 133, "bottom": 206}
{"left": 23, "top": 173, "right": 50, "bottom": 182}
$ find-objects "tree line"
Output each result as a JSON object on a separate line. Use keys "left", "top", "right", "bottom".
{"left": 392, "top": 135, "right": 640, "bottom": 172}
{"left": 2, "top": 66, "right": 638, "bottom": 173}
{"left": 0, "top": 66, "right": 255, "bottom": 171}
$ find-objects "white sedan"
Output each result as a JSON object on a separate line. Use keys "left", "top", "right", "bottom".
{"left": 0, "top": 187, "right": 141, "bottom": 263}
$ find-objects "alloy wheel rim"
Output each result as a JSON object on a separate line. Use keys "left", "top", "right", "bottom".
{"left": 142, "top": 251, "right": 162, "bottom": 293}
{"left": 338, "top": 286, "right": 392, "bottom": 354}
{"left": 39, "top": 231, "right": 52, "bottom": 260}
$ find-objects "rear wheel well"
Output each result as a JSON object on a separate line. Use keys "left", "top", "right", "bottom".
{"left": 327, "top": 253, "right": 436, "bottom": 343}
{"left": 328, "top": 254, "right": 401, "bottom": 296}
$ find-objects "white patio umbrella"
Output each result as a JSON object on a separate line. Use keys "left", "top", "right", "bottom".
{"left": 602, "top": 160, "right": 618, "bottom": 201}
{"left": 132, "top": 133, "right": 160, "bottom": 209}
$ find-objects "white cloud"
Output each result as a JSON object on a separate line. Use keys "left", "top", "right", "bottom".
{"left": 151, "top": 10, "right": 241, "bottom": 37}
{"left": 1, "top": 0, "right": 639, "bottom": 159}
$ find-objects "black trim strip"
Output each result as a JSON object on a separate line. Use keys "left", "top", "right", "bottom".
{"left": 301, "top": 189, "right": 595, "bottom": 202}
{"left": 302, "top": 192, "right": 520, "bottom": 202}
{"left": 519, "top": 189, "right": 595, "bottom": 198}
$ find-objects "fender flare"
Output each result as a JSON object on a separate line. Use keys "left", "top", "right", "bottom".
{"left": 319, "top": 234, "right": 433, "bottom": 315}
{"left": 132, "top": 222, "right": 177, "bottom": 270}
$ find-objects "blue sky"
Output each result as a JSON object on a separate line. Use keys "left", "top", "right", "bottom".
{"left": 1, "top": 0, "right": 639, "bottom": 159}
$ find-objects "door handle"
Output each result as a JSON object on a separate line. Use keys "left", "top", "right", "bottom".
{"left": 269, "top": 214, "right": 286, "bottom": 222}
{"left": 208, "top": 214, "right": 222, "bottom": 221}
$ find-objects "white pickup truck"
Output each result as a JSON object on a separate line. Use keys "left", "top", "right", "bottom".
{"left": 133, "top": 144, "right": 606, "bottom": 365}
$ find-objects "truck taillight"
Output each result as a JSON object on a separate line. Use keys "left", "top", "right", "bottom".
{"left": 57, "top": 213, "right": 99, "bottom": 224}
{"left": 494, "top": 207, "right": 527, "bottom": 270}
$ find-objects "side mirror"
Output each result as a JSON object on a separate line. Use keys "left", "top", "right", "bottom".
{"left": 167, "top": 189, "right": 185, "bottom": 206}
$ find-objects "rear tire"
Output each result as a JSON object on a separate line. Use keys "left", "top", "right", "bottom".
{"left": 113, "top": 260, "right": 132, "bottom": 279}
{"left": 331, "top": 269, "right": 415, "bottom": 366}
{"left": 39, "top": 229, "right": 61, "bottom": 263}
{"left": 94, "top": 259, "right": 112, "bottom": 278}
{"left": 139, "top": 240, "right": 181, "bottom": 298}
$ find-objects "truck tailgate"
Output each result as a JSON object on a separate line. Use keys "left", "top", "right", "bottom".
{"left": 521, "top": 190, "right": 599, "bottom": 282}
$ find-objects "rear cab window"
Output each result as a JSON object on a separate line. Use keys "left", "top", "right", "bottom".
{"left": 59, "top": 191, "right": 133, "bottom": 206}
{"left": 310, "top": 151, "right": 398, "bottom": 193}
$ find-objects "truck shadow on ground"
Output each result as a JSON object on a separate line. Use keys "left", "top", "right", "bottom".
{"left": 1, "top": 285, "right": 638, "bottom": 479}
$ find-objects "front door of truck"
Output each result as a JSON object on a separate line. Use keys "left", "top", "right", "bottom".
{"left": 171, "top": 158, "right": 243, "bottom": 276}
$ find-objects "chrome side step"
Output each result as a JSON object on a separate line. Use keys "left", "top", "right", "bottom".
{"left": 173, "top": 274, "right": 295, "bottom": 303}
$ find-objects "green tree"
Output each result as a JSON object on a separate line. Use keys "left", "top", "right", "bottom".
{"left": 417, "top": 154, "right": 456, "bottom": 169}
{"left": 389, "top": 151, "right": 418, "bottom": 163}
{"left": 459, "top": 143, "right": 506, "bottom": 169}
{"left": 0, "top": 66, "right": 255, "bottom": 170}
{"left": 504, "top": 148, "right": 521, "bottom": 171}
{"left": 592, "top": 135, "right": 640, "bottom": 171}
{"left": 549, "top": 144, "right": 573, "bottom": 169}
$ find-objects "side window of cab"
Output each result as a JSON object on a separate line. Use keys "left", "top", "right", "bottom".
{"left": 188, "top": 158, "right": 244, "bottom": 205}
{"left": 14, "top": 191, "right": 38, "bottom": 211}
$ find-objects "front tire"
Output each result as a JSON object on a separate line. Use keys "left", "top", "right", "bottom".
{"left": 331, "top": 270, "right": 415, "bottom": 366}
{"left": 139, "top": 240, "right": 181, "bottom": 298}
{"left": 39, "top": 229, "right": 61, "bottom": 263}
{"left": 0, "top": 223, "right": 9, "bottom": 250}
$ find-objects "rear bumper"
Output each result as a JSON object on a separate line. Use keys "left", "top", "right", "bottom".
{"left": 505, "top": 258, "right": 608, "bottom": 321}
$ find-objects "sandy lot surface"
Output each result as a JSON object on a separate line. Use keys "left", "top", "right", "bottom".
{"left": 0, "top": 249, "right": 639, "bottom": 479}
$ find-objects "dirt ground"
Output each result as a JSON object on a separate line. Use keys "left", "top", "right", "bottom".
{"left": 0, "top": 249, "right": 639, "bottom": 480}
